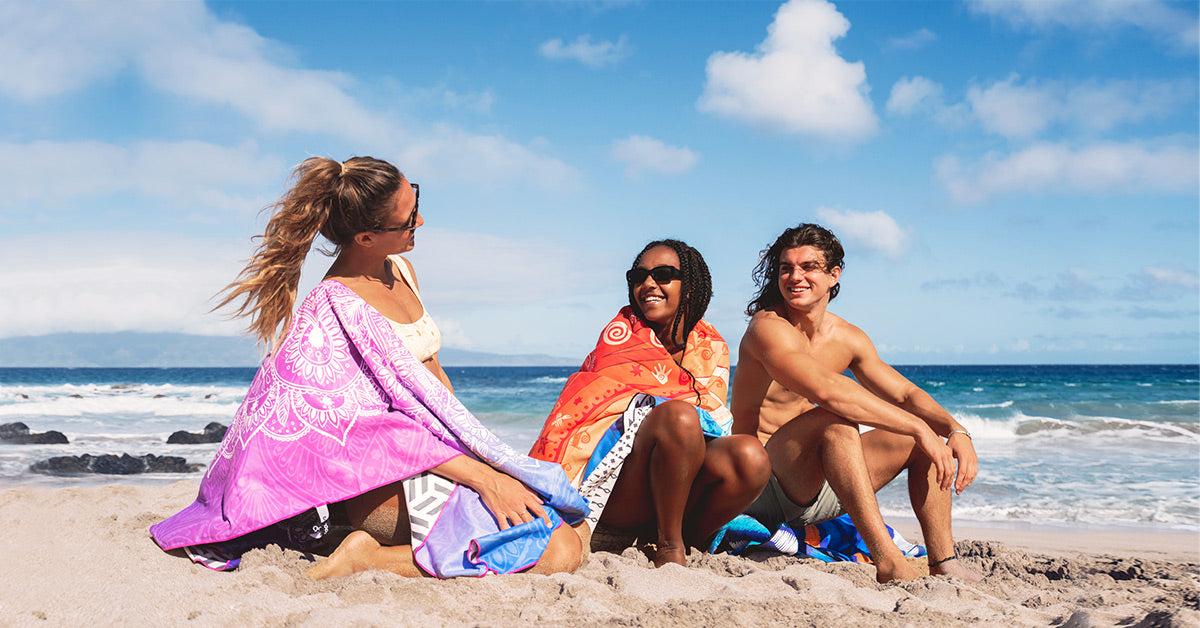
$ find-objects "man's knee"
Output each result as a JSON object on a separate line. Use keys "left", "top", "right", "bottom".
{"left": 818, "top": 416, "right": 861, "bottom": 449}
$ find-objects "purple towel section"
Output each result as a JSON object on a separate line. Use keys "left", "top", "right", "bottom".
{"left": 150, "top": 280, "right": 587, "bottom": 577}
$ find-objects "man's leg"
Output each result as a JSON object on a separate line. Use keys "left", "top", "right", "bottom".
{"left": 860, "top": 429, "right": 982, "bottom": 582}
{"left": 766, "top": 408, "right": 918, "bottom": 583}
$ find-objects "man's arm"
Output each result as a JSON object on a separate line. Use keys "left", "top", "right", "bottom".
{"left": 742, "top": 314, "right": 956, "bottom": 489}
{"left": 847, "top": 333, "right": 978, "bottom": 494}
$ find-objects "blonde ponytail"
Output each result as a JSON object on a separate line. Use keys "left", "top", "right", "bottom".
{"left": 215, "top": 156, "right": 403, "bottom": 349}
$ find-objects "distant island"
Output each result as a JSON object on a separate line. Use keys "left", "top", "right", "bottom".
{"left": 0, "top": 332, "right": 576, "bottom": 368}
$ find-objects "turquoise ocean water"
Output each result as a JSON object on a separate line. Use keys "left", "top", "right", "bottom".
{"left": 0, "top": 364, "right": 1196, "bottom": 532}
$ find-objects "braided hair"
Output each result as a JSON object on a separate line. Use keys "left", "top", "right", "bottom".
{"left": 746, "top": 223, "right": 845, "bottom": 316}
{"left": 627, "top": 239, "right": 713, "bottom": 403}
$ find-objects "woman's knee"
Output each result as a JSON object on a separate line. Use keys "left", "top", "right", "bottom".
{"left": 532, "top": 523, "right": 583, "bottom": 574}
{"left": 709, "top": 435, "right": 771, "bottom": 488}
{"left": 644, "top": 400, "right": 704, "bottom": 442}
{"left": 345, "top": 482, "right": 409, "bottom": 545}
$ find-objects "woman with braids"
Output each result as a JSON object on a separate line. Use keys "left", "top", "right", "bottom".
{"left": 151, "top": 156, "right": 587, "bottom": 579}
{"left": 529, "top": 240, "right": 770, "bottom": 567}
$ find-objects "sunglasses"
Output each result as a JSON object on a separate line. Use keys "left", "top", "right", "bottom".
{"left": 372, "top": 183, "right": 420, "bottom": 233}
{"left": 626, "top": 265, "right": 681, "bottom": 285}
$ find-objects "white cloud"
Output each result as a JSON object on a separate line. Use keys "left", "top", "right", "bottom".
{"left": 0, "top": 0, "right": 135, "bottom": 100}
{"left": 697, "top": 0, "right": 878, "bottom": 145}
{"left": 813, "top": 207, "right": 911, "bottom": 259}
{"left": 610, "top": 135, "right": 699, "bottom": 178}
{"left": 400, "top": 125, "right": 580, "bottom": 190}
{"left": 439, "top": 88, "right": 495, "bottom": 115}
{"left": 966, "top": 0, "right": 1199, "bottom": 52}
{"left": 966, "top": 76, "right": 1057, "bottom": 139}
{"left": 404, "top": 227, "right": 608, "bottom": 307}
{"left": 1135, "top": 266, "right": 1200, "bottom": 298}
{"left": 885, "top": 28, "right": 937, "bottom": 51}
{"left": 0, "top": 140, "right": 283, "bottom": 215}
{"left": 967, "top": 75, "right": 1190, "bottom": 140}
{"left": 0, "top": 2, "right": 576, "bottom": 191}
{"left": 936, "top": 140, "right": 1199, "bottom": 205}
{"left": 887, "top": 76, "right": 944, "bottom": 116}
{"left": 539, "top": 35, "right": 632, "bottom": 69}
{"left": 0, "top": 2, "right": 388, "bottom": 143}
{"left": 1142, "top": 266, "right": 1200, "bottom": 290}
{"left": 431, "top": 317, "right": 474, "bottom": 350}
{"left": 0, "top": 231, "right": 251, "bottom": 337}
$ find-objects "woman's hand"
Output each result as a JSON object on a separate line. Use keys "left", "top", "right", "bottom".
{"left": 474, "top": 469, "right": 551, "bottom": 530}
{"left": 432, "top": 455, "right": 551, "bottom": 530}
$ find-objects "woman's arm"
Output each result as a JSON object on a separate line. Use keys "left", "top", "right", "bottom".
{"left": 432, "top": 455, "right": 551, "bottom": 530}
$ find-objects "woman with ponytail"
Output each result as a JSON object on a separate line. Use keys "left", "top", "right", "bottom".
{"left": 151, "top": 157, "right": 587, "bottom": 579}
{"left": 529, "top": 239, "right": 770, "bottom": 567}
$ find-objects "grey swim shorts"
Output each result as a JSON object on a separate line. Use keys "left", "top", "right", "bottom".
{"left": 745, "top": 473, "right": 845, "bottom": 528}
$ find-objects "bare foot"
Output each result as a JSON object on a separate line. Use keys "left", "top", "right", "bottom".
{"left": 653, "top": 545, "right": 686, "bottom": 567}
{"left": 874, "top": 556, "right": 922, "bottom": 583}
{"left": 930, "top": 557, "right": 984, "bottom": 582}
{"left": 305, "top": 530, "right": 380, "bottom": 579}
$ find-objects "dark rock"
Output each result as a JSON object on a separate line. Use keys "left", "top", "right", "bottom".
{"left": 167, "top": 422, "right": 228, "bottom": 444}
{"left": 30, "top": 453, "right": 201, "bottom": 475}
{"left": 0, "top": 422, "right": 69, "bottom": 444}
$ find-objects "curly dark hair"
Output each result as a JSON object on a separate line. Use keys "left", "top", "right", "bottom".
{"left": 746, "top": 223, "right": 845, "bottom": 316}
{"left": 627, "top": 238, "right": 713, "bottom": 344}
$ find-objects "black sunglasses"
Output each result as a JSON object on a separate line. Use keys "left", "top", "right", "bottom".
{"left": 372, "top": 183, "right": 420, "bottom": 233}
{"left": 626, "top": 265, "right": 681, "bottom": 285}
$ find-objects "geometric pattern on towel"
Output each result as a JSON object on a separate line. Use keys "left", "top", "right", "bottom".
{"left": 403, "top": 471, "right": 456, "bottom": 545}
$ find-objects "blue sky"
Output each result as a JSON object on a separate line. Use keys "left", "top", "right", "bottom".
{"left": 0, "top": 0, "right": 1196, "bottom": 364}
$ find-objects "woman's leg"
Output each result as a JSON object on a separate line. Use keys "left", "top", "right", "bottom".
{"left": 309, "top": 479, "right": 586, "bottom": 578}
{"left": 305, "top": 530, "right": 425, "bottom": 579}
{"left": 599, "top": 400, "right": 708, "bottom": 566}
{"left": 306, "top": 481, "right": 425, "bottom": 579}
{"left": 525, "top": 521, "right": 584, "bottom": 574}
{"left": 681, "top": 434, "right": 771, "bottom": 546}
{"left": 343, "top": 482, "right": 412, "bottom": 545}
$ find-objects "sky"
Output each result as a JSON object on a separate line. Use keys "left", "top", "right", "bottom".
{"left": 0, "top": 0, "right": 1196, "bottom": 365}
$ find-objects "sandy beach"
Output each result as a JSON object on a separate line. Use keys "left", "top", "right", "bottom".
{"left": 0, "top": 481, "right": 1195, "bottom": 627}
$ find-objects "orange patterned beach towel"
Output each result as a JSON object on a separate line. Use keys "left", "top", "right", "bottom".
{"left": 529, "top": 307, "right": 731, "bottom": 486}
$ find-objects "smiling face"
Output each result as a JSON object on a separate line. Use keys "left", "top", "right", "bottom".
{"left": 630, "top": 245, "right": 683, "bottom": 332}
{"left": 777, "top": 245, "right": 840, "bottom": 311}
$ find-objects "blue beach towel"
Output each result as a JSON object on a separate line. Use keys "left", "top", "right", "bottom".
{"left": 710, "top": 513, "right": 925, "bottom": 563}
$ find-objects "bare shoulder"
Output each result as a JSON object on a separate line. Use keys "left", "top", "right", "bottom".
{"left": 392, "top": 255, "right": 420, "bottom": 288}
{"left": 825, "top": 312, "right": 880, "bottom": 360}
{"left": 744, "top": 308, "right": 800, "bottom": 345}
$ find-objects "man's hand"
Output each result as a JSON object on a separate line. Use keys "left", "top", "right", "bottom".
{"left": 914, "top": 428, "right": 956, "bottom": 491}
{"left": 474, "top": 469, "right": 551, "bottom": 530}
{"left": 947, "top": 432, "right": 978, "bottom": 495}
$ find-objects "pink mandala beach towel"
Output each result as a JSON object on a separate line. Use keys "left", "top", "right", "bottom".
{"left": 150, "top": 280, "right": 588, "bottom": 577}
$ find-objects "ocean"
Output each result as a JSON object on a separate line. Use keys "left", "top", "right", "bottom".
{"left": 0, "top": 364, "right": 1196, "bottom": 533}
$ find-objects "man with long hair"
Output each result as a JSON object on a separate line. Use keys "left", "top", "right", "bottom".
{"left": 731, "top": 223, "right": 982, "bottom": 583}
